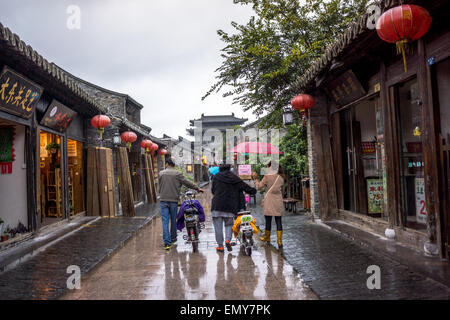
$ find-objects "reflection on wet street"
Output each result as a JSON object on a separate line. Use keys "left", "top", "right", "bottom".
{"left": 60, "top": 193, "right": 317, "bottom": 300}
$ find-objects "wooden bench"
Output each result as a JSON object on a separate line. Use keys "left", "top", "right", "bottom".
{"left": 283, "top": 198, "right": 300, "bottom": 213}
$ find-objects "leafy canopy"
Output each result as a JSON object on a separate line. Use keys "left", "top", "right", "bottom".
{"left": 203, "top": 0, "right": 371, "bottom": 127}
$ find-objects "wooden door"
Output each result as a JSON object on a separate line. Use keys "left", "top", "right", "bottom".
{"left": 439, "top": 134, "right": 450, "bottom": 258}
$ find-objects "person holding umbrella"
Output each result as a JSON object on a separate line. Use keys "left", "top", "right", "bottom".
{"left": 252, "top": 161, "right": 285, "bottom": 249}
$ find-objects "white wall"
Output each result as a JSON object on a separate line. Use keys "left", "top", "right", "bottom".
{"left": 0, "top": 124, "right": 28, "bottom": 232}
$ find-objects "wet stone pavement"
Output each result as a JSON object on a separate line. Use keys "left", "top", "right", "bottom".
{"left": 60, "top": 192, "right": 317, "bottom": 300}
{"left": 2, "top": 190, "right": 450, "bottom": 300}
{"left": 0, "top": 202, "right": 160, "bottom": 300}
{"left": 250, "top": 194, "right": 450, "bottom": 300}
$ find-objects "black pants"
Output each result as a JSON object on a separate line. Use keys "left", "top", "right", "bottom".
{"left": 265, "top": 216, "right": 282, "bottom": 231}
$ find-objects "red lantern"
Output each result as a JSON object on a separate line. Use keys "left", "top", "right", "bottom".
{"left": 121, "top": 131, "right": 137, "bottom": 151}
{"left": 151, "top": 143, "right": 159, "bottom": 152}
{"left": 291, "top": 94, "right": 314, "bottom": 111}
{"left": 157, "top": 149, "right": 167, "bottom": 156}
{"left": 140, "top": 139, "right": 153, "bottom": 153}
{"left": 376, "top": 5, "right": 431, "bottom": 72}
{"left": 90, "top": 115, "right": 111, "bottom": 140}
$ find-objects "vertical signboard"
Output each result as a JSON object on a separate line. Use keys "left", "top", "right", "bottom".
{"left": 367, "top": 178, "right": 384, "bottom": 214}
{"left": 415, "top": 177, "right": 427, "bottom": 224}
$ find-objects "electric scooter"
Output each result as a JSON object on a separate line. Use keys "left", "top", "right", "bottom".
{"left": 235, "top": 211, "right": 255, "bottom": 256}
{"left": 181, "top": 190, "right": 205, "bottom": 252}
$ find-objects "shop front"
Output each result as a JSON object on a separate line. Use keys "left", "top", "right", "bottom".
{"left": 35, "top": 97, "right": 85, "bottom": 228}
{"left": 302, "top": 0, "right": 450, "bottom": 258}
{"left": 0, "top": 66, "right": 43, "bottom": 242}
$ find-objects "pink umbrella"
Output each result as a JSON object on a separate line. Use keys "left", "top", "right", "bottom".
{"left": 230, "top": 142, "right": 283, "bottom": 155}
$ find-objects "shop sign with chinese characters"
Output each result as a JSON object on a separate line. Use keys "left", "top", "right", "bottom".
{"left": 327, "top": 70, "right": 366, "bottom": 107}
{"left": 415, "top": 178, "right": 427, "bottom": 224}
{"left": 40, "top": 100, "right": 77, "bottom": 132}
{"left": 0, "top": 66, "right": 43, "bottom": 119}
{"left": 367, "top": 178, "right": 383, "bottom": 214}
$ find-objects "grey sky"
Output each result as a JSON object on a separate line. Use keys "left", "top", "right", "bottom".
{"left": 0, "top": 0, "right": 256, "bottom": 138}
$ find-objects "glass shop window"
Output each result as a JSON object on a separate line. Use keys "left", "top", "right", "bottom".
{"left": 396, "top": 77, "right": 427, "bottom": 231}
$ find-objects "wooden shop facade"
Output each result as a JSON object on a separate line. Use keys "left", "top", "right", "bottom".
{"left": 0, "top": 22, "right": 164, "bottom": 247}
{"left": 299, "top": 0, "right": 450, "bottom": 258}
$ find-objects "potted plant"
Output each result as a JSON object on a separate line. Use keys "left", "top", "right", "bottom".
{"left": 46, "top": 142, "right": 60, "bottom": 154}
{"left": 1, "top": 225, "right": 10, "bottom": 242}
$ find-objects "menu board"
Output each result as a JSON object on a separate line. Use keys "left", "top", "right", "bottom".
{"left": 40, "top": 99, "right": 77, "bottom": 132}
{"left": 0, "top": 66, "right": 43, "bottom": 119}
{"left": 415, "top": 178, "right": 427, "bottom": 224}
{"left": 367, "top": 178, "right": 383, "bottom": 214}
{"left": 327, "top": 70, "right": 366, "bottom": 107}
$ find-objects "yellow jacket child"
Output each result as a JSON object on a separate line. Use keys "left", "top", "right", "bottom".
{"left": 232, "top": 215, "right": 259, "bottom": 238}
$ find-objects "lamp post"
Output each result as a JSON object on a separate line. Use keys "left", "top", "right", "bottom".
{"left": 283, "top": 106, "right": 294, "bottom": 126}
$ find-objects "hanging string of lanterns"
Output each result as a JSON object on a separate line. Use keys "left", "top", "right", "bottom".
{"left": 121, "top": 131, "right": 137, "bottom": 152}
{"left": 376, "top": 4, "right": 431, "bottom": 73}
{"left": 90, "top": 115, "right": 111, "bottom": 140}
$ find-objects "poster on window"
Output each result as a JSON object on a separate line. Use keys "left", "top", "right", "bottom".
{"left": 367, "top": 178, "right": 383, "bottom": 214}
{"left": 0, "top": 126, "right": 15, "bottom": 174}
{"left": 415, "top": 178, "right": 427, "bottom": 224}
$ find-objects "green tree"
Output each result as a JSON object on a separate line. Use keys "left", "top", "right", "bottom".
{"left": 203, "top": 0, "right": 371, "bottom": 127}
{"left": 279, "top": 123, "right": 308, "bottom": 177}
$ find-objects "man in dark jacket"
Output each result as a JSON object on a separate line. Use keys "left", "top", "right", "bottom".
{"left": 211, "top": 164, "right": 256, "bottom": 252}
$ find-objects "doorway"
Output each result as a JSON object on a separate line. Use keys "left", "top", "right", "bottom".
{"left": 394, "top": 78, "right": 427, "bottom": 232}
{"left": 67, "top": 139, "right": 84, "bottom": 216}
{"left": 39, "top": 130, "right": 64, "bottom": 227}
{"left": 340, "top": 97, "right": 385, "bottom": 219}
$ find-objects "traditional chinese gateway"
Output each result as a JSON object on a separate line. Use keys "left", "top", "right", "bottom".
{"left": 296, "top": 0, "right": 450, "bottom": 259}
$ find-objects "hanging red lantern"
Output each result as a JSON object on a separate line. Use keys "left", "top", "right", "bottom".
{"left": 90, "top": 115, "right": 111, "bottom": 140}
{"left": 291, "top": 94, "right": 314, "bottom": 124}
{"left": 291, "top": 94, "right": 314, "bottom": 112}
{"left": 157, "top": 149, "right": 167, "bottom": 156}
{"left": 151, "top": 143, "right": 159, "bottom": 152}
{"left": 121, "top": 131, "right": 137, "bottom": 152}
{"left": 376, "top": 4, "right": 431, "bottom": 72}
{"left": 140, "top": 139, "right": 153, "bottom": 153}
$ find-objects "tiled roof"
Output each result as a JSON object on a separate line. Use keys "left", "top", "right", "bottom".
{"left": 0, "top": 22, "right": 107, "bottom": 114}
{"left": 191, "top": 113, "right": 248, "bottom": 124}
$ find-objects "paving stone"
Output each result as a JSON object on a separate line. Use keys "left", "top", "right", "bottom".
{"left": 248, "top": 194, "right": 450, "bottom": 300}
{"left": 0, "top": 203, "right": 160, "bottom": 300}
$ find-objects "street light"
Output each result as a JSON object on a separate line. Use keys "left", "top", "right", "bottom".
{"left": 283, "top": 106, "right": 294, "bottom": 126}
{"left": 113, "top": 131, "right": 121, "bottom": 146}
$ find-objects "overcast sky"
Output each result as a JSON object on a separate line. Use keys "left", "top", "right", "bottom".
{"left": 0, "top": 0, "right": 256, "bottom": 139}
